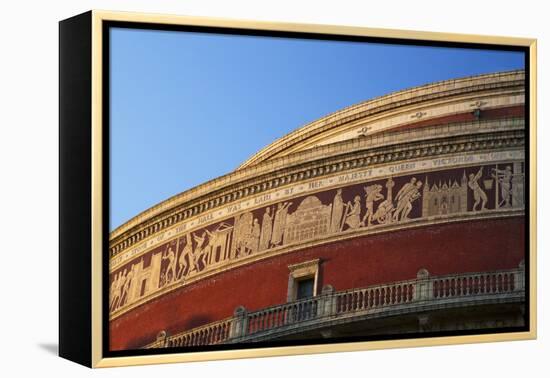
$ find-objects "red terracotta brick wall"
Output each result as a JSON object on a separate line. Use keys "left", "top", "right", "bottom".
{"left": 110, "top": 216, "right": 525, "bottom": 350}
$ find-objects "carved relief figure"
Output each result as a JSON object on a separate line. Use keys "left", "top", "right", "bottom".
{"left": 111, "top": 269, "right": 128, "bottom": 311}
{"left": 205, "top": 222, "right": 233, "bottom": 265}
{"left": 177, "top": 234, "right": 194, "bottom": 280}
{"left": 492, "top": 166, "right": 513, "bottom": 208}
{"left": 330, "top": 189, "right": 345, "bottom": 233}
{"left": 120, "top": 263, "right": 136, "bottom": 306}
{"left": 109, "top": 271, "right": 122, "bottom": 310}
{"left": 396, "top": 177, "right": 416, "bottom": 203}
{"left": 393, "top": 179, "right": 422, "bottom": 221}
{"left": 192, "top": 230, "right": 213, "bottom": 272}
{"left": 343, "top": 195, "right": 362, "bottom": 230}
{"left": 271, "top": 202, "right": 292, "bottom": 246}
{"left": 362, "top": 184, "right": 384, "bottom": 227}
{"left": 231, "top": 212, "right": 260, "bottom": 257}
{"left": 511, "top": 162, "right": 525, "bottom": 208}
{"left": 259, "top": 207, "right": 273, "bottom": 251}
{"left": 372, "top": 177, "right": 395, "bottom": 225}
{"left": 251, "top": 218, "right": 261, "bottom": 253}
{"left": 468, "top": 168, "right": 488, "bottom": 211}
{"left": 161, "top": 245, "right": 177, "bottom": 285}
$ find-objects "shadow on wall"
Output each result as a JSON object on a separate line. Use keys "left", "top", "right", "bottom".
{"left": 184, "top": 314, "right": 215, "bottom": 330}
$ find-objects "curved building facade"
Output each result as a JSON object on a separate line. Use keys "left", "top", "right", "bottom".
{"left": 108, "top": 70, "right": 526, "bottom": 351}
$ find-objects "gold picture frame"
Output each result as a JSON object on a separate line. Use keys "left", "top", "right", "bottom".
{"left": 59, "top": 10, "right": 537, "bottom": 368}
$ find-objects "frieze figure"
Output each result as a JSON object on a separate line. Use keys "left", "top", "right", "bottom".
{"left": 232, "top": 212, "right": 260, "bottom": 257}
{"left": 120, "top": 263, "right": 137, "bottom": 307}
{"left": 393, "top": 179, "right": 422, "bottom": 222}
{"left": 396, "top": 177, "right": 417, "bottom": 203}
{"left": 468, "top": 167, "right": 488, "bottom": 211}
{"left": 177, "top": 234, "right": 195, "bottom": 280}
{"left": 492, "top": 166, "right": 513, "bottom": 208}
{"left": 372, "top": 177, "right": 395, "bottom": 225}
{"left": 271, "top": 201, "right": 292, "bottom": 247}
{"left": 192, "top": 230, "right": 213, "bottom": 272}
{"left": 161, "top": 245, "right": 177, "bottom": 285}
{"left": 362, "top": 184, "right": 384, "bottom": 227}
{"left": 259, "top": 207, "right": 274, "bottom": 251}
{"left": 330, "top": 189, "right": 345, "bottom": 233}
{"left": 343, "top": 195, "right": 362, "bottom": 230}
{"left": 111, "top": 268, "right": 128, "bottom": 311}
{"left": 251, "top": 218, "right": 261, "bottom": 253}
{"left": 109, "top": 271, "right": 122, "bottom": 311}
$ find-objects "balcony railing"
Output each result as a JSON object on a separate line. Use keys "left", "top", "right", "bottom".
{"left": 147, "top": 263, "right": 525, "bottom": 348}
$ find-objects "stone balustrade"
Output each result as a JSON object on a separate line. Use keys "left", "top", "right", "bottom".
{"left": 147, "top": 263, "right": 525, "bottom": 348}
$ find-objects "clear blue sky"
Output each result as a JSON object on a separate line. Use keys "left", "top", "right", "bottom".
{"left": 109, "top": 27, "right": 524, "bottom": 230}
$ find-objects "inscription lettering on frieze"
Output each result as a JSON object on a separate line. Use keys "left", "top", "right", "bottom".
{"left": 255, "top": 194, "right": 271, "bottom": 205}
{"left": 109, "top": 155, "right": 525, "bottom": 317}
{"left": 227, "top": 203, "right": 242, "bottom": 214}
{"left": 338, "top": 170, "right": 372, "bottom": 184}
{"left": 432, "top": 155, "right": 474, "bottom": 167}
{"left": 308, "top": 181, "right": 323, "bottom": 190}
{"left": 198, "top": 213, "right": 214, "bottom": 225}
{"left": 389, "top": 163, "right": 416, "bottom": 174}
{"left": 175, "top": 223, "right": 187, "bottom": 233}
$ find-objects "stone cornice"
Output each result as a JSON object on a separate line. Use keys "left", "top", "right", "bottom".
{"left": 110, "top": 119, "right": 524, "bottom": 257}
{"left": 237, "top": 69, "right": 524, "bottom": 168}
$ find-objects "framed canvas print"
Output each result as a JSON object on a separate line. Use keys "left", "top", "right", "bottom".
{"left": 59, "top": 10, "right": 537, "bottom": 368}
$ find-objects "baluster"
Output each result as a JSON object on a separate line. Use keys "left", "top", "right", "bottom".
{"left": 274, "top": 308, "right": 279, "bottom": 328}
{"left": 342, "top": 293, "right": 349, "bottom": 312}
{"left": 451, "top": 278, "right": 459, "bottom": 297}
{"left": 250, "top": 315, "right": 256, "bottom": 334}
{"left": 215, "top": 325, "right": 221, "bottom": 343}
{"left": 343, "top": 294, "right": 348, "bottom": 312}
